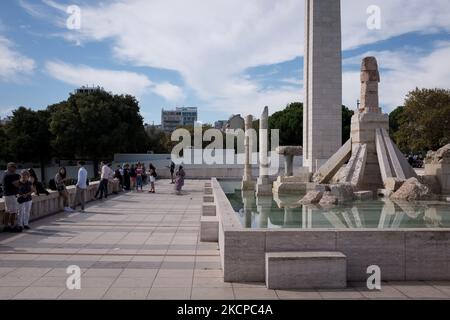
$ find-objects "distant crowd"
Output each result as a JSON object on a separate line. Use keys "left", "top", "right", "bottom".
{"left": 1, "top": 161, "right": 186, "bottom": 233}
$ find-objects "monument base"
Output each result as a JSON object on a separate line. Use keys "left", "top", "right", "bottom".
{"left": 272, "top": 176, "right": 309, "bottom": 195}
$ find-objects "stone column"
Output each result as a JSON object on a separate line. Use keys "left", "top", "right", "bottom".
{"left": 359, "top": 57, "right": 381, "bottom": 114}
{"left": 256, "top": 106, "right": 272, "bottom": 196}
{"left": 303, "top": 0, "right": 342, "bottom": 173}
{"left": 241, "top": 115, "right": 254, "bottom": 191}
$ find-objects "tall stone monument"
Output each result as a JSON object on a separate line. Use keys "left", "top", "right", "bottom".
{"left": 256, "top": 107, "right": 272, "bottom": 196}
{"left": 303, "top": 0, "right": 342, "bottom": 173}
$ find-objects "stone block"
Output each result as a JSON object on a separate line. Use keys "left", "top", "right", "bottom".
{"left": 204, "top": 187, "right": 213, "bottom": 195}
{"left": 202, "top": 203, "right": 216, "bottom": 217}
{"left": 223, "top": 230, "right": 266, "bottom": 282}
{"left": 265, "top": 252, "right": 347, "bottom": 289}
{"left": 200, "top": 216, "right": 219, "bottom": 242}
{"left": 330, "top": 183, "right": 355, "bottom": 203}
{"left": 354, "top": 191, "right": 374, "bottom": 200}
{"left": 203, "top": 195, "right": 214, "bottom": 203}
{"left": 384, "top": 178, "right": 405, "bottom": 192}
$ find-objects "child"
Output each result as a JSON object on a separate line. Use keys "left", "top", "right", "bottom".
{"left": 148, "top": 164, "right": 157, "bottom": 193}
{"left": 17, "top": 170, "right": 35, "bottom": 230}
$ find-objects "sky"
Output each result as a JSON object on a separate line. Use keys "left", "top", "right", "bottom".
{"left": 0, "top": 0, "right": 449, "bottom": 125}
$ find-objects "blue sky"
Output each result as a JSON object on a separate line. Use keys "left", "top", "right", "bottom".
{"left": 0, "top": 0, "right": 449, "bottom": 125}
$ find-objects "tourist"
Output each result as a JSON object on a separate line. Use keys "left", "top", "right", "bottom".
{"left": 136, "top": 164, "right": 143, "bottom": 192}
{"left": 115, "top": 165, "right": 123, "bottom": 189}
{"left": 148, "top": 164, "right": 157, "bottom": 193}
{"left": 1, "top": 162, "right": 20, "bottom": 232}
{"left": 142, "top": 164, "right": 148, "bottom": 185}
{"left": 123, "top": 164, "right": 131, "bottom": 191}
{"left": 72, "top": 161, "right": 88, "bottom": 212}
{"left": 28, "top": 168, "right": 50, "bottom": 196}
{"left": 17, "top": 170, "right": 35, "bottom": 231}
{"left": 170, "top": 161, "right": 175, "bottom": 184}
{"left": 130, "top": 164, "right": 137, "bottom": 190}
{"left": 95, "top": 162, "right": 111, "bottom": 200}
{"left": 55, "top": 167, "right": 73, "bottom": 212}
{"left": 174, "top": 165, "right": 186, "bottom": 195}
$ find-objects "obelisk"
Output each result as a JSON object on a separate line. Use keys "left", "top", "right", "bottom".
{"left": 256, "top": 106, "right": 272, "bottom": 196}
{"left": 241, "top": 115, "right": 254, "bottom": 191}
{"left": 303, "top": 0, "right": 342, "bottom": 173}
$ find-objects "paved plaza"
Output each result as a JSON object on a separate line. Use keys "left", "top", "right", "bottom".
{"left": 0, "top": 180, "right": 449, "bottom": 300}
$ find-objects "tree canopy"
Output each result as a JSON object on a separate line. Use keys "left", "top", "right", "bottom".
{"left": 391, "top": 88, "right": 450, "bottom": 153}
{"left": 49, "top": 91, "right": 150, "bottom": 160}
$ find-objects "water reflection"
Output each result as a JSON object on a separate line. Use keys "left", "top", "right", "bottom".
{"left": 228, "top": 186, "right": 450, "bottom": 229}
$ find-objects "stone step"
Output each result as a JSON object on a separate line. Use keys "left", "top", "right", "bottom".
{"left": 202, "top": 203, "right": 216, "bottom": 217}
{"left": 200, "top": 216, "right": 219, "bottom": 242}
{"left": 265, "top": 251, "right": 347, "bottom": 290}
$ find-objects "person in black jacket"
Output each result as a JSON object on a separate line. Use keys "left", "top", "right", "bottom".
{"left": 28, "top": 168, "right": 50, "bottom": 196}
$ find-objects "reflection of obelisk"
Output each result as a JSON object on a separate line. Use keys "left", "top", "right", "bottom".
{"left": 303, "top": 0, "right": 342, "bottom": 173}
{"left": 242, "top": 115, "right": 255, "bottom": 191}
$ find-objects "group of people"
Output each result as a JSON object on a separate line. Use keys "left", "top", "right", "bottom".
{"left": 112, "top": 161, "right": 186, "bottom": 195}
{"left": 1, "top": 160, "right": 187, "bottom": 233}
{"left": 1, "top": 162, "right": 50, "bottom": 233}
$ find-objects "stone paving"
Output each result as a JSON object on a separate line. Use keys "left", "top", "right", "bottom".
{"left": 0, "top": 179, "right": 449, "bottom": 300}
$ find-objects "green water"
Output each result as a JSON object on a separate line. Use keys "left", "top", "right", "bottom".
{"left": 223, "top": 182, "right": 450, "bottom": 229}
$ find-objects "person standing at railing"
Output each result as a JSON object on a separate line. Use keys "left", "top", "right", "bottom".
{"left": 95, "top": 162, "right": 111, "bottom": 200}
{"left": 72, "top": 161, "right": 88, "bottom": 213}
{"left": 55, "top": 167, "right": 73, "bottom": 213}
{"left": 17, "top": 170, "right": 35, "bottom": 231}
{"left": 1, "top": 162, "right": 20, "bottom": 233}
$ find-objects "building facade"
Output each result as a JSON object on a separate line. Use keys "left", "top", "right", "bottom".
{"left": 161, "top": 107, "right": 198, "bottom": 133}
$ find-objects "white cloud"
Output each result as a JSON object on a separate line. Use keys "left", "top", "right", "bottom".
{"left": 151, "top": 82, "right": 186, "bottom": 102}
{"left": 27, "top": 0, "right": 450, "bottom": 116}
{"left": 44, "top": 60, "right": 185, "bottom": 101}
{"left": 343, "top": 42, "right": 450, "bottom": 112}
{"left": 0, "top": 36, "right": 35, "bottom": 82}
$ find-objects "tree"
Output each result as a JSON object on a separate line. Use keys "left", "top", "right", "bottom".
{"left": 342, "top": 105, "right": 354, "bottom": 143}
{"left": 394, "top": 88, "right": 450, "bottom": 152}
{"left": 0, "top": 124, "right": 7, "bottom": 165}
{"left": 49, "top": 91, "right": 150, "bottom": 175}
{"left": 389, "top": 106, "right": 405, "bottom": 141}
{"left": 146, "top": 125, "right": 170, "bottom": 153}
{"left": 3, "top": 107, "right": 53, "bottom": 180}
{"left": 269, "top": 102, "right": 303, "bottom": 146}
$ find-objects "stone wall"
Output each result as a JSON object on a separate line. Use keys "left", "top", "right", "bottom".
{"left": 0, "top": 180, "right": 122, "bottom": 228}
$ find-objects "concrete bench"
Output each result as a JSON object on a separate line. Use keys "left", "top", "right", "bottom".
{"left": 203, "top": 195, "right": 214, "bottom": 203}
{"left": 200, "top": 216, "right": 219, "bottom": 242}
{"left": 265, "top": 252, "right": 347, "bottom": 289}
{"left": 202, "top": 203, "right": 216, "bottom": 217}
